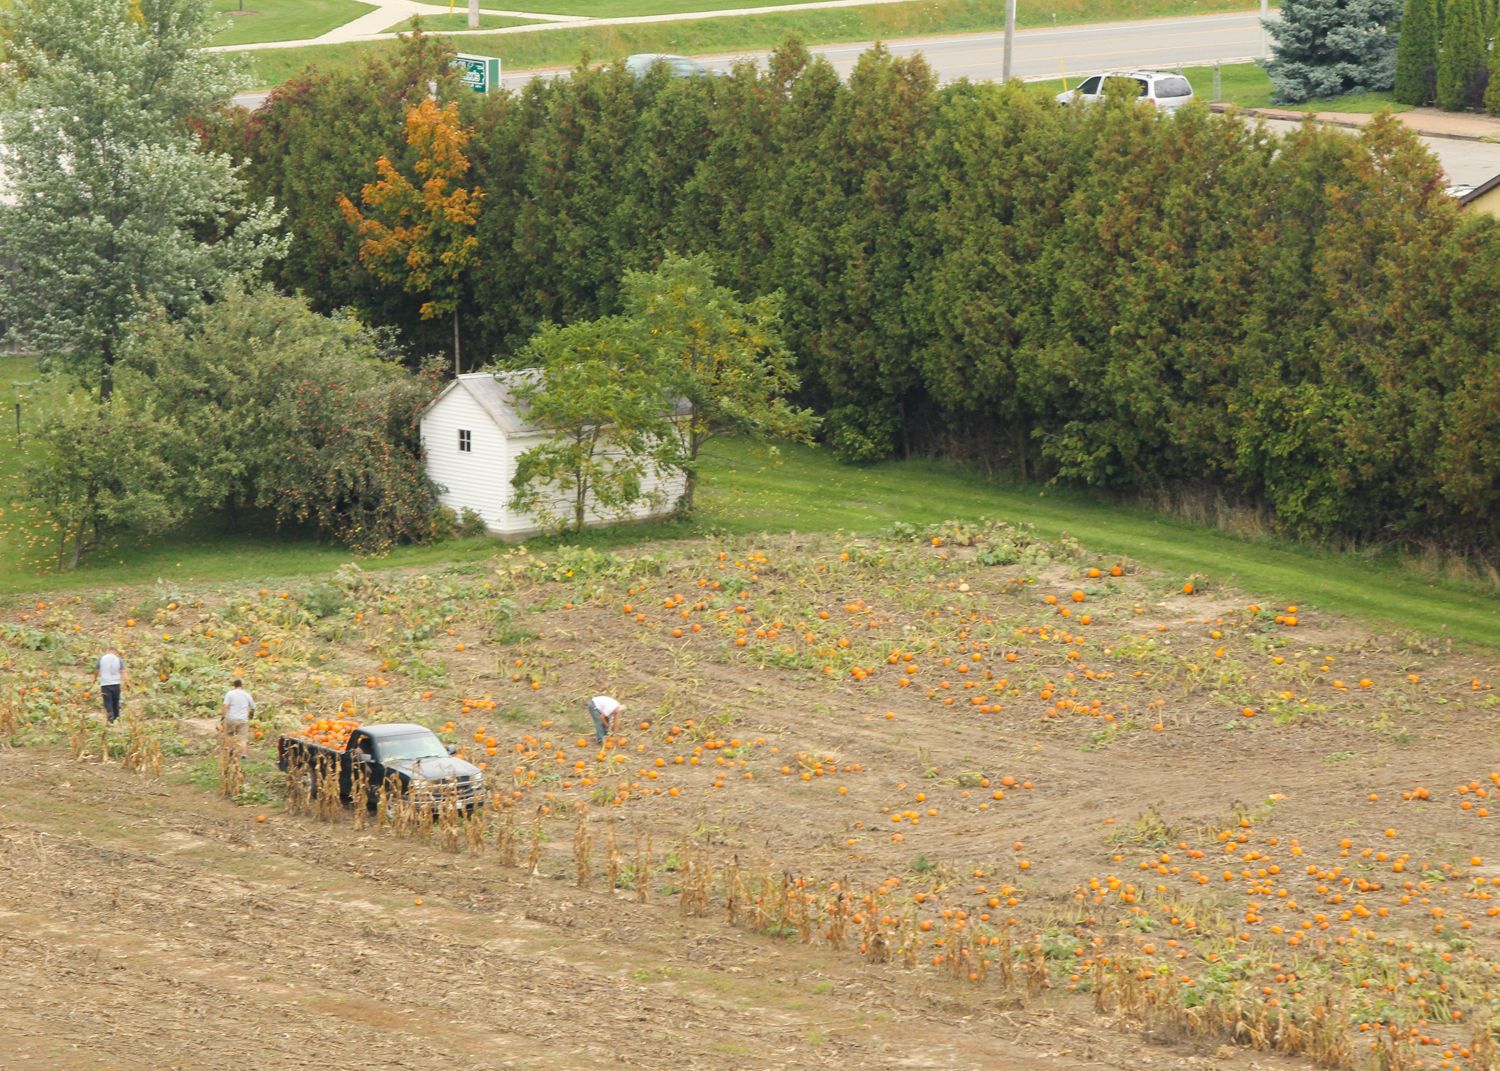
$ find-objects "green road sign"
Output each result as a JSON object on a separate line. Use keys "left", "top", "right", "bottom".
{"left": 454, "top": 53, "right": 502, "bottom": 94}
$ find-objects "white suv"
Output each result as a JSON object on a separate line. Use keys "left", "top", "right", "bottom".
{"left": 1055, "top": 70, "right": 1195, "bottom": 112}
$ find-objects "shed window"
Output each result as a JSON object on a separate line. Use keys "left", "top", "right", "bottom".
{"left": 458, "top": 429, "right": 472, "bottom": 453}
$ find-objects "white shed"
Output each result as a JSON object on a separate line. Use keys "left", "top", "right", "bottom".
{"left": 419, "top": 371, "right": 687, "bottom": 539}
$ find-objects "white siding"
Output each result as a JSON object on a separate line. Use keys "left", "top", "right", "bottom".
{"left": 422, "top": 384, "right": 688, "bottom": 539}
{"left": 497, "top": 431, "right": 686, "bottom": 538}
{"left": 420, "top": 389, "right": 511, "bottom": 532}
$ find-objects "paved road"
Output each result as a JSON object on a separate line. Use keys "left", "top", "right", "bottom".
{"left": 493, "top": 11, "right": 1271, "bottom": 90}
{"left": 232, "top": 11, "right": 1269, "bottom": 107}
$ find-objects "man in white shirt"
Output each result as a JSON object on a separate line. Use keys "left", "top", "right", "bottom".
{"left": 587, "top": 695, "right": 624, "bottom": 745}
{"left": 221, "top": 679, "right": 256, "bottom": 759}
{"left": 94, "top": 646, "right": 126, "bottom": 724}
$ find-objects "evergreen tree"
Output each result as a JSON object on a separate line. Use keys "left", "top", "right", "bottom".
{"left": 809, "top": 45, "right": 936, "bottom": 461}
{"left": 1265, "top": 0, "right": 1404, "bottom": 103}
{"left": 1436, "top": 0, "right": 1488, "bottom": 109}
{"left": 1394, "top": 0, "right": 1441, "bottom": 103}
{"left": 1487, "top": 29, "right": 1500, "bottom": 112}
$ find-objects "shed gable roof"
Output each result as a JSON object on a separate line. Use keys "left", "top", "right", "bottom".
{"left": 1456, "top": 172, "right": 1500, "bottom": 206}
{"left": 423, "top": 369, "right": 691, "bottom": 437}
{"left": 422, "top": 371, "right": 540, "bottom": 436}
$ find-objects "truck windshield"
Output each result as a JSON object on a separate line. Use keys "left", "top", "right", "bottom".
{"left": 374, "top": 732, "right": 447, "bottom": 762}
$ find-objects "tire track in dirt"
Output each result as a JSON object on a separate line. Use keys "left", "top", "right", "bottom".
{"left": 0, "top": 748, "right": 1312, "bottom": 1071}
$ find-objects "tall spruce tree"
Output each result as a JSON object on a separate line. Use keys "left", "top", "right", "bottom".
{"left": 1264, "top": 0, "right": 1404, "bottom": 103}
{"left": 1394, "top": 0, "right": 1441, "bottom": 103}
{"left": 1436, "top": 0, "right": 1489, "bottom": 109}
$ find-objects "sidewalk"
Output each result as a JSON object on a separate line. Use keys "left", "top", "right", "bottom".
{"left": 329, "top": 1, "right": 587, "bottom": 41}
{"left": 1211, "top": 103, "right": 1500, "bottom": 143}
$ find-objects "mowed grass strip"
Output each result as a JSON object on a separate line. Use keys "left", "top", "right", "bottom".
{"left": 696, "top": 440, "right": 1500, "bottom": 649}
{"left": 240, "top": 0, "right": 1259, "bottom": 87}
{"left": 0, "top": 357, "right": 1493, "bottom": 647}
{"left": 383, "top": 14, "right": 548, "bottom": 33}
{"left": 212, "top": 0, "right": 375, "bottom": 47}
{"left": 498, "top": 0, "right": 1252, "bottom": 17}
{"left": 1175, "top": 62, "right": 1410, "bottom": 113}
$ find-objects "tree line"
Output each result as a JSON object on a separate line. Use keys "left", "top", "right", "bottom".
{"left": 0, "top": 0, "right": 439, "bottom": 566}
{"left": 1266, "top": 0, "right": 1500, "bottom": 112}
{"left": 219, "top": 36, "right": 1500, "bottom": 553}
{"left": 1394, "top": 0, "right": 1500, "bottom": 111}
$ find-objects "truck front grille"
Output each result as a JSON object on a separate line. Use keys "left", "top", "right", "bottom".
{"left": 409, "top": 776, "right": 485, "bottom": 805}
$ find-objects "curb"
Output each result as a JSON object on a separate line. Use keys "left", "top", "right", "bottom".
{"left": 1209, "top": 101, "right": 1500, "bottom": 143}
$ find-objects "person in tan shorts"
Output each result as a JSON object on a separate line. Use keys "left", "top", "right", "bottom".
{"left": 221, "top": 678, "right": 256, "bottom": 759}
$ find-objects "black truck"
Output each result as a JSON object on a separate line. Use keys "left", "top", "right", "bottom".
{"left": 276, "top": 723, "right": 485, "bottom": 809}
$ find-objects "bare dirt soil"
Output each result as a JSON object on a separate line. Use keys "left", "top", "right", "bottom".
{"left": 2, "top": 526, "right": 1497, "bottom": 1070}
{"left": 2, "top": 748, "right": 1304, "bottom": 1071}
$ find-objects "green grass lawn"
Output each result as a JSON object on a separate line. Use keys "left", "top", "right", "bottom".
{"left": 384, "top": 14, "right": 545, "bottom": 33}
{"left": 1181, "top": 62, "right": 1411, "bottom": 113}
{"left": 212, "top": 0, "right": 375, "bottom": 47}
{"left": 0, "top": 354, "right": 61, "bottom": 583}
{"left": 695, "top": 440, "right": 1500, "bottom": 649}
{"left": 1, "top": 358, "right": 1495, "bottom": 647}
{"left": 240, "top": 0, "right": 1258, "bottom": 86}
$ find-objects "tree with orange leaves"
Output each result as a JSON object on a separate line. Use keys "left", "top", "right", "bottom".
{"left": 338, "top": 97, "right": 482, "bottom": 373}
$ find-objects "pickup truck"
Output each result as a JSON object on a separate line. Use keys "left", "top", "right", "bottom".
{"left": 276, "top": 723, "right": 485, "bottom": 809}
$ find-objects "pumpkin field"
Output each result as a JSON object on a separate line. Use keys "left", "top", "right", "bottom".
{"left": 2, "top": 521, "right": 1498, "bottom": 1071}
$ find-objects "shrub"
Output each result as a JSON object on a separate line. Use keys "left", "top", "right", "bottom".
{"left": 429, "top": 506, "right": 459, "bottom": 543}
{"left": 457, "top": 508, "right": 489, "bottom": 538}
{"left": 300, "top": 583, "right": 352, "bottom": 619}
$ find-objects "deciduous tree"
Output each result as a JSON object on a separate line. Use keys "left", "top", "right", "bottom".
{"left": 339, "top": 97, "right": 483, "bottom": 373}
{"left": 118, "top": 288, "right": 441, "bottom": 553}
{"left": 215, "top": 31, "right": 462, "bottom": 355}
{"left": 23, "top": 395, "right": 180, "bottom": 569}
{"left": 0, "top": 0, "right": 285, "bottom": 399}
{"left": 621, "top": 253, "right": 815, "bottom": 511}
{"left": 508, "top": 320, "right": 683, "bottom": 533}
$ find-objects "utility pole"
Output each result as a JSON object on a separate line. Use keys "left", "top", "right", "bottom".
{"left": 469, "top": 0, "right": 479, "bottom": 29}
{"left": 1260, "top": 0, "right": 1269, "bottom": 57}
{"left": 1002, "top": 0, "right": 1017, "bottom": 82}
